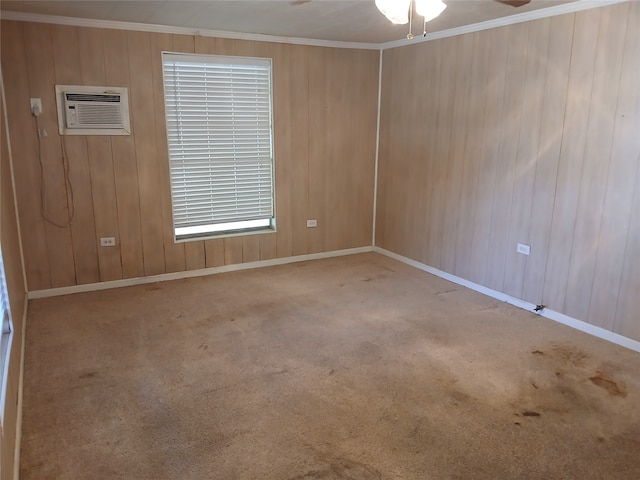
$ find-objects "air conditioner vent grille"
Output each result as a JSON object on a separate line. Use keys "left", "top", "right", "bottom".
{"left": 75, "top": 103, "right": 123, "bottom": 126}
{"left": 65, "top": 93, "right": 121, "bottom": 102}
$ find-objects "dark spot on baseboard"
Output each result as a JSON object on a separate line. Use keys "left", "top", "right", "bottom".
{"left": 522, "top": 411, "right": 541, "bottom": 417}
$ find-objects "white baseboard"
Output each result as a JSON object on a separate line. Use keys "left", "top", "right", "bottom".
{"left": 374, "top": 247, "right": 640, "bottom": 353}
{"left": 27, "top": 246, "right": 374, "bottom": 299}
{"left": 26, "top": 243, "right": 640, "bottom": 352}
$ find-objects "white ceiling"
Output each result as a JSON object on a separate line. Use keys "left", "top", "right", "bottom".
{"left": 1, "top": 0, "right": 578, "bottom": 44}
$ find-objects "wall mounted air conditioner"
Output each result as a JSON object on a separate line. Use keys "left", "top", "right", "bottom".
{"left": 55, "top": 85, "right": 131, "bottom": 135}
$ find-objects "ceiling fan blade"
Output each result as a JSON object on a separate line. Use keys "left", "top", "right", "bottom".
{"left": 494, "top": 0, "right": 531, "bottom": 6}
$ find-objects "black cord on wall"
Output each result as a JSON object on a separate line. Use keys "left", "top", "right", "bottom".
{"left": 34, "top": 114, "right": 75, "bottom": 228}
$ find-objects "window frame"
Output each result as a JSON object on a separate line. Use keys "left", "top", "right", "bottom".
{"left": 0, "top": 247, "right": 13, "bottom": 425}
{"left": 161, "top": 51, "right": 277, "bottom": 242}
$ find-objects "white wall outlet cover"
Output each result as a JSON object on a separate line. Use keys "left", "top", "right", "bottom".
{"left": 307, "top": 219, "right": 318, "bottom": 228}
{"left": 517, "top": 243, "right": 531, "bottom": 256}
{"left": 30, "top": 98, "right": 42, "bottom": 116}
{"left": 100, "top": 237, "right": 116, "bottom": 247}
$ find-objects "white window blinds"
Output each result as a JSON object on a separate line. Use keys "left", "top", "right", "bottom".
{"left": 162, "top": 53, "right": 274, "bottom": 238}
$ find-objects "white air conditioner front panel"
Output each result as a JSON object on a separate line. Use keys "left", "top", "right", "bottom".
{"left": 55, "top": 85, "right": 131, "bottom": 135}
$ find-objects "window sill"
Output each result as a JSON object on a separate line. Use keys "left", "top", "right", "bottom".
{"left": 175, "top": 226, "right": 276, "bottom": 243}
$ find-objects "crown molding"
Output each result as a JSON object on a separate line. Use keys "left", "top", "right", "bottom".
{"left": 0, "top": 10, "right": 381, "bottom": 50}
{"left": 379, "top": 0, "right": 629, "bottom": 50}
{"left": 0, "top": 0, "right": 629, "bottom": 52}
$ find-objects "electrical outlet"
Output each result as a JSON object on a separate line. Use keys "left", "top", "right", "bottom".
{"left": 517, "top": 243, "right": 531, "bottom": 256}
{"left": 30, "top": 98, "right": 42, "bottom": 116}
{"left": 100, "top": 237, "right": 116, "bottom": 247}
{"left": 306, "top": 219, "right": 317, "bottom": 228}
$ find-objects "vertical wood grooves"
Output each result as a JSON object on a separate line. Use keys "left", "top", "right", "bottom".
{"left": 2, "top": 22, "right": 50, "bottom": 290}
{"left": 565, "top": 4, "right": 629, "bottom": 322}
{"left": 376, "top": 3, "right": 640, "bottom": 341}
{"left": 25, "top": 22, "right": 77, "bottom": 288}
{"left": 2, "top": 5, "right": 637, "bottom": 343}
{"left": 525, "top": 12, "right": 575, "bottom": 309}
{"left": 1, "top": 22, "right": 378, "bottom": 289}
{"left": 1, "top": 60, "right": 28, "bottom": 480}
{"left": 608, "top": 0, "right": 640, "bottom": 340}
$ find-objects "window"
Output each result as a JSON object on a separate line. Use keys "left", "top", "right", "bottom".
{"left": 0, "top": 247, "right": 13, "bottom": 421}
{"left": 162, "top": 53, "right": 275, "bottom": 240}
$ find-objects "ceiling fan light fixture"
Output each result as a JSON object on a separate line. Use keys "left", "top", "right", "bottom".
{"left": 415, "top": 0, "right": 447, "bottom": 23}
{"left": 375, "top": 0, "right": 411, "bottom": 25}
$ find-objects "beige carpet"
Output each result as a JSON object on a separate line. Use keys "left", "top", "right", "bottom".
{"left": 20, "top": 253, "right": 640, "bottom": 479}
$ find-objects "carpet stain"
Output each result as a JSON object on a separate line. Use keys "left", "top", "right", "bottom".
{"left": 522, "top": 411, "right": 541, "bottom": 417}
{"left": 78, "top": 371, "right": 98, "bottom": 379}
{"left": 450, "top": 390, "right": 471, "bottom": 403}
{"left": 361, "top": 274, "right": 387, "bottom": 283}
{"left": 531, "top": 350, "right": 544, "bottom": 355}
{"left": 288, "top": 458, "right": 381, "bottom": 480}
{"left": 356, "top": 341, "right": 383, "bottom": 360}
{"left": 477, "top": 304, "right": 499, "bottom": 311}
{"left": 435, "top": 289, "right": 457, "bottom": 295}
{"left": 551, "top": 344, "right": 588, "bottom": 368}
{"left": 589, "top": 372, "right": 627, "bottom": 397}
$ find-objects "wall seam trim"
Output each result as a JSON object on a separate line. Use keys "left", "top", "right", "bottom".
{"left": 373, "top": 246, "right": 640, "bottom": 353}
{"left": 372, "top": 50, "right": 382, "bottom": 247}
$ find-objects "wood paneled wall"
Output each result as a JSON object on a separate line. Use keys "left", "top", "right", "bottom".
{"left": 376, "top": 2, "right": 640, "bottom": 341}
{"left": 1, "top": 72, "right": 28, "bottom": 480}
{"left": 0, "top": 21, "right": 379, "bottom": 291}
